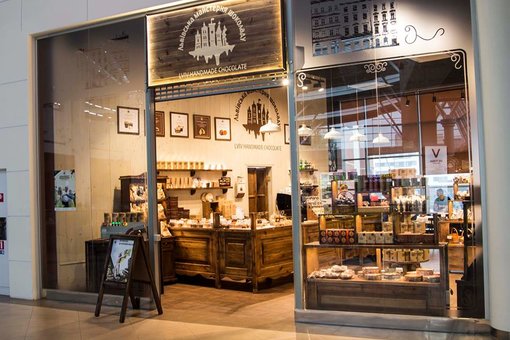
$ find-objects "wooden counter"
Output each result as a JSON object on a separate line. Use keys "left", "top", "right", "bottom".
{"left": 169, "top": 225, "right": 294, "bottom": 291}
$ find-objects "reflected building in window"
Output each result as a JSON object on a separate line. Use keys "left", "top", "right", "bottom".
{"left": 311, "top": 0, "right": 398, "bottom": 56}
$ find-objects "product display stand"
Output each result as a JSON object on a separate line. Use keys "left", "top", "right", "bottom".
{"left": 95, "top": 234, "right": 163, "bottom": 323}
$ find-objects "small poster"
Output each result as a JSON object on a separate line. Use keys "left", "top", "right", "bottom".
{"left": 170, "top": 112, "right": 189, "bottom": 138}
{"left": 155, "top": 111, "right": 165, "bottom": 137}
{"left": 425, "top": 146, "right": 447, "bottom": 175}
{"left": 117, "top": 106, "right": 140, "bottom": 135}
{"left": 214, "top": 117, "right": 231, "bottom": 141}
{"left": 0, "top": 240, "right": 4, "bottom": 255}
{"left": 193, "top": 114, "right": 211, "bottom": 139}
{"left": 106, "top": 238, "right": 135, "bottom": 283}
{"left": 54, "top": 169, "right": 76, "bottom": 211}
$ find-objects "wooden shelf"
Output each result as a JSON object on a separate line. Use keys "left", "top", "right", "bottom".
{"left": 157, "top": 168, "right": 232, "bottom": 176}
{"left": 165, "top": 186, "right": 232, "bottom": 195}
{"left": 357, "top": 206, "right": 390, "bottom": 213}
{"left": 307, "top": 276, "right": 440, "bottom": 287}
{"left": 304, "top": 241, "right": 446, "bottom": 250}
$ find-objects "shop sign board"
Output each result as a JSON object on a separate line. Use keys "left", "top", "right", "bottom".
{"left": 147, "top": 0, "right": 285, "bottom": 86}
{"left": 425, "top": 146, "right": 447, "bottom": 175}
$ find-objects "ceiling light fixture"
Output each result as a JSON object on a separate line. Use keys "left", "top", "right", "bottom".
{"left": 324, "top": 127, "right": 342, "bottom": 139}
{"left": 349, "top": 89, "right": 366, "bottom": 142}
{"left": 298, "top": 124, "right": 313, "bottom": 136}
{"left": 260, "top": 119, "right": 280, "bottom": 133}
{"left": 372, "top": 69, "right": 390, "bottom": 145}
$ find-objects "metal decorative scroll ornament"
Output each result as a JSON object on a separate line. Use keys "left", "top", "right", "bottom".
{"left": 364, "top": 62, "right": 388, "bottom": 74}
{"left": 296, "top": 73, "right": 307, "bottom": 88}
{"left": 405, "top": 25, "right": 445, "bottom": 44}
{"left": 450, "top": 53, "right": 463, "bottom": 70}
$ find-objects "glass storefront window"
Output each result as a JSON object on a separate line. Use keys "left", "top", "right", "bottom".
{"left": 38, "top": 18, "right": 148, "bottom": 292}
{"left": 295, "top": 51, "right": 484, "bottom": 318}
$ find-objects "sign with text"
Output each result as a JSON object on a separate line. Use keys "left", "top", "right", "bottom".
{"left": 425, "top": 146, "right": 447, "bottom": 175}
{"left": 147, "top": 0, "right": 284, "bottom": 86}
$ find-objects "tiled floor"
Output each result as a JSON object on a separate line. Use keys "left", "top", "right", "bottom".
{"left": 0, "top": 283, "right": 492, "bottom": 339}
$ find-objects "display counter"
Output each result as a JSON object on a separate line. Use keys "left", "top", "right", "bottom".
{"left": 169, "top": 224, "right": 294, "bottom": 291}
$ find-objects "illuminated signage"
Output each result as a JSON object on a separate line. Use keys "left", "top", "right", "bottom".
{"left": 147, "top": 0, "right": 285, "bottom": 86}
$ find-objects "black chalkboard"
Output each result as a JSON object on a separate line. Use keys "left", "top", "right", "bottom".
{"left": 95, "top": 234, "right": 162, "bottom": 323}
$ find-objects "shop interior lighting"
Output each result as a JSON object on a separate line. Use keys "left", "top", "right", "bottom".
{"left": 372, "top": 71, "right": 390, "bottom": 145}
{"left": 323, "top": 127, "right": 342, "bottom": 139}
{"left": 349, "top": 90, "right": 366, "bottom": 142}
{"left": 298, "top": 124, "right": 313, "bottom": 136}
{"left": 282, "top": 77, "right": 289, "bottom": 86}
{"left": 461, "top": 90, "right": 465, "bottom": 100}
{"left": 260, "top": 119, "right": 280, "bottom": 133}
{"left": 350, "top": 129, "right": 367, "bottom": 142}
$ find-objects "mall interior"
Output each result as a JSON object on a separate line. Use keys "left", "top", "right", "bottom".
{"left": 0, "top": 0, "right": 509, "bottom": 338}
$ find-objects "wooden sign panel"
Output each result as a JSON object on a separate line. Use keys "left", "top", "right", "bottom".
{"left": 147, "top": 0, "right": 285, "bottom": 86}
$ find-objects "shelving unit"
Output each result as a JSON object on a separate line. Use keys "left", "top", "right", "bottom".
{"left": 157, "top": 168, "right": 232, "bottom": 177}
{"left": 303, "top": 242, "right": 449, "bottom": 316}
{"left": 165, "top": 186, "right": 232, "bottom": 195}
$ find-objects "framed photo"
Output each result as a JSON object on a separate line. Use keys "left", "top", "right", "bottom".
{"left": 155, "top": 111, "right": 165, "bottom": 137}
{"left": 214, "top": 117, "right": 231, "bottom": 141}
{"left": 170, "top": 112, "right": 189, "bottom": 138}
{"left": 284, "top": 124, "right": 290, "bottom": 144}
{"left": 193, "top": 114, "right": 211, "bottom": 139}
{"left": 117, "top": 106, "right": 140, "bottom": 135}
{"left": 300, "top": 136, "right": 312, "bottom": 146}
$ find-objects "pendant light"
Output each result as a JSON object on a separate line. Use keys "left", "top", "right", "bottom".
{"left": 372, "top": 68, "right": 389, "bottom": 145}
{"left": 298, "top": 124, "right": 312, "bottom": 136}
{"left": 324, "top": 127, "right": 342, "bottom": 139}
{"left": 260, "top": 118, "right": 280, "bottom": 133}
{"left": 349, "top": 89, "right": 366, "bottom": 142}
{"left": 324, "top": 99, "right": 343, "bottom": 140}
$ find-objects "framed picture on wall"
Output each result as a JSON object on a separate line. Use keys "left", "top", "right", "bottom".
{"left": 214, "top": 117, "right": 231, "bottom": 141}
{"left": 300, "top": 136, "right": 312, "bottom": 146}
{"left": 170, "top": 112, "right": 189, "bottom": 138}
{"left": 117, "top": 106, "right": 140, "bottom": 135}
{"left": 284, "top": 124, "right": 290, "bottom": 144}
{"left": 155, "top": 111, "right": 165, "bottom": 137}
{"left": 193, "top": 114, "right": 211, "bottom": 139}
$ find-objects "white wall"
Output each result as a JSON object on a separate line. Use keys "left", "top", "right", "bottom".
{"left": 0, "top": 0, "right": 194, "bottom": 299}
{"left": 156, "top": 88, "right": 290, "bottom": 217}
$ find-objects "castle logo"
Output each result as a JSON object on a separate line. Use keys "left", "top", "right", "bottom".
{"left": 190, "top": 18, "right": 235, "bottom": 66}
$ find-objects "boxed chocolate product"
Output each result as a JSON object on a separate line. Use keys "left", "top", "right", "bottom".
{"left": 382, "top": 221, "right": 393, "bottom": 232}
{"left": 384, "top": 232, "right": 394, "bottom": 244}
{"left": 375, "top": 232, "right": 385, "bottom": 244}
{"left": 358, "top": 232, "right": 367, "bottom": 244}
{"left": 366, "top": 232, "right": 376, "bottom": 244}
{"left": 319, "top": 229, "right": 356, "bottom": 244}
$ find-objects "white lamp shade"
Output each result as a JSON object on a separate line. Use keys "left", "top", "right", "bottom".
{"left": 324, "top": 127, "right": 342, "bottom": 140}
{"left": 260, "top": 119, "right": 280, "bottom": 133}
{"left": 349, "top": 130, "right": 367, "bottom": 142}
{"left": 373, "top": 132, "right": 390, "bottom": 144}
{"left": 298, "top": 124, "right": 312, "bottom": 136}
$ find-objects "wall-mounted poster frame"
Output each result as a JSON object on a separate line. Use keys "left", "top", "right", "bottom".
{"left": 155, "top": 111, "right": 165, "bottom": 137}
{"left": 117, "top": 106, "right": 140, "bottom": 135}
{"left": 214, "top": 117, "right": 231, "bottom": 141}
{"left": 193, "top": 114, "right": 211, "bottom": 139}
{"left": 169, "top": 112, "right": 189, "bottom": 138}
{"left": 284, "top": 124, "right": 290, "bottom": 144}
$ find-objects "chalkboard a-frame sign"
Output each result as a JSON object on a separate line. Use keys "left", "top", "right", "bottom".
{"left": 95, "top": 234, "right": 163, "bottom": 323}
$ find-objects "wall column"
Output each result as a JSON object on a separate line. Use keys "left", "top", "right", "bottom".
{"left": 473, "top": 0, "right": 510, "bottom": 332}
